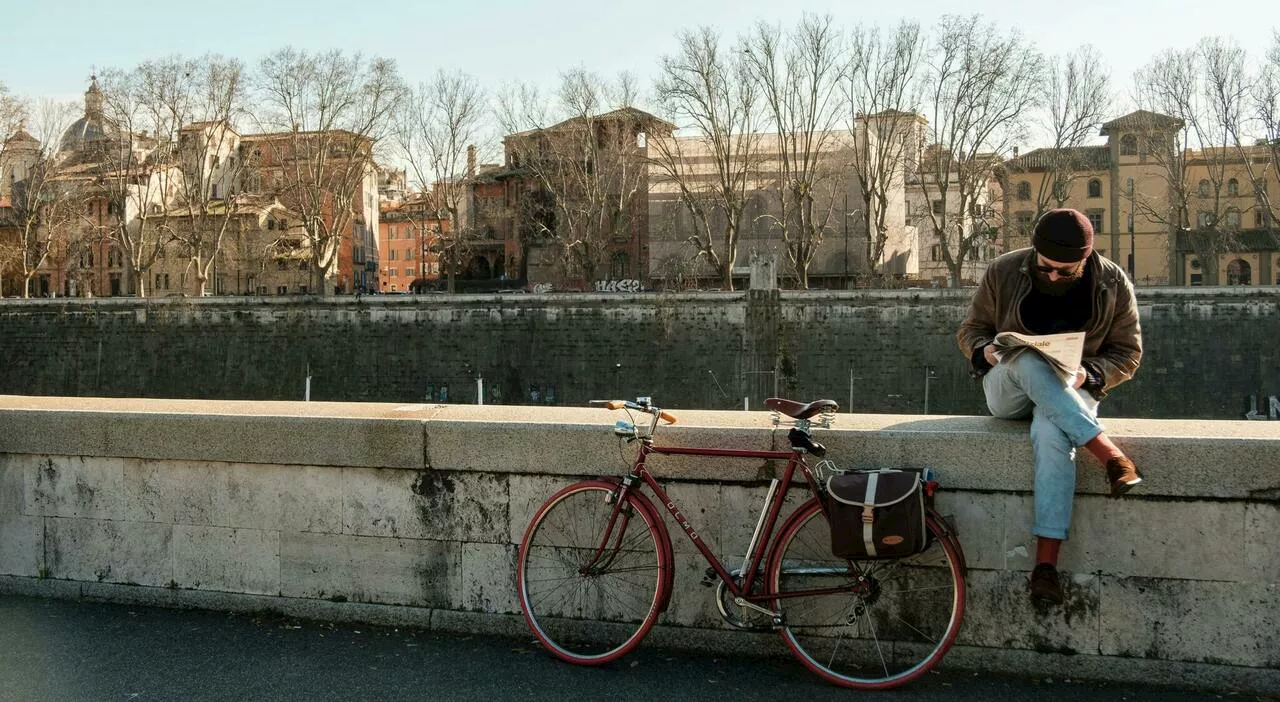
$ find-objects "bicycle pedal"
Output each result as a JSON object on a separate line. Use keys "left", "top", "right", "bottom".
{"left": 699, "top": 566, "right": 717, "bottom": 588}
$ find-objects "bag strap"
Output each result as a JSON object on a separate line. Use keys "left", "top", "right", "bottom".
{"left": 862, "top": 472, "right": 879, "bottom": 557}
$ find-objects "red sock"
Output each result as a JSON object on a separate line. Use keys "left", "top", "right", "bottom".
{"left": 1083, "top": 433, "right": 1126, "bottom": 464}
{"left": 1036, "top": 537, "right": 1062, "bottom": 566}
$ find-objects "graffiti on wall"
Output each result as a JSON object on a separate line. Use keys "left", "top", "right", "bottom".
{"left": 593, "top": 279, "right": 642, "bottom": 293}
{"left": 1245, "top": 394, "right": 1280, "bottom": 420}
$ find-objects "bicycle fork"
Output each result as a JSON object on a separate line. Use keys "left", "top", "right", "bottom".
{"left": 578, "top": 478, "right": 639, "bottom": 576}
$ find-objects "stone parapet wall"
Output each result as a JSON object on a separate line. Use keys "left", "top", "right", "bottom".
{"left": 0, "top": 287, "right": 1276, "bottom": 419}
{"left": 0, "top": 396, "right": 1277, "bottom": 693}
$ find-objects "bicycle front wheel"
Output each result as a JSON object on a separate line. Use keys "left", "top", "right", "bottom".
{"left": 767, "top": 498, "right": 965, "bottom": 690}
{"left": 516, "top": 480, "right": 667, "bottom": 665}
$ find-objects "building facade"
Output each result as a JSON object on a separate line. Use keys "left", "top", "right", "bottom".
{"left": 1004, "top": 110, "right": 1280, "bottom": 286}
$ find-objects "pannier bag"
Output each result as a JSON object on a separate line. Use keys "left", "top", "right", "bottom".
{"left": 826, "top": 469, "right": 928, "bottom": 559}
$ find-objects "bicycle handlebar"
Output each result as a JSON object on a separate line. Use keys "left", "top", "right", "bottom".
{"left": 590, "top": 399, "right": 678, "bottom": 425}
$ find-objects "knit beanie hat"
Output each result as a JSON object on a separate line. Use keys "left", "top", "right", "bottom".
{"left": 1032, "top": 208, "right": 1094, "bottom": 263}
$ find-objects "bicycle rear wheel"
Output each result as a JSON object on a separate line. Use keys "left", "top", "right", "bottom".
{"left": 766, "top": 498, "right": 965, "bottom": 690}
{"left": 516, "top": 480, "right": 668, "bottom": 665}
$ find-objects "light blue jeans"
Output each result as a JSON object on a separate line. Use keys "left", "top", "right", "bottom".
{"left": 982, "top": 352, "right": 1103, "bottom": 540}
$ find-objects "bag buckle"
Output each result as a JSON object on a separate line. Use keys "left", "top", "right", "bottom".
{"left": 861, "top": 506, "right": 875, "bottom": 524}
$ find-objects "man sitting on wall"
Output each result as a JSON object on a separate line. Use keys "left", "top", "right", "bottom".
{"left": 957, "top": 208, "right": 1144, "bottom": 604}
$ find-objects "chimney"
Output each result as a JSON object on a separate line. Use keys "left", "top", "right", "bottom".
{"left": 466, "top": 145, "right": 476, "bottom": 178}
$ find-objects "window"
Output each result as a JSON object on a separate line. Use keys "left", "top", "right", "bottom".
{"left": 1016, "top": 181, "right": 1031, "bottom": 201}
{"left": 1087, "top": 179, "right": 1102, "bottom": 198}
{"left": 298, "top": 260, "right": 307, "bottom": 271}
{"left": 610, "top": 252, "right": 630, "bottom": 279}
{"left": 211, "top": 184, "right": 219, "bottom": 199}
{"left": 277, "top": 285, "right": 288, "bottom": 295}
{"left": 930, "top": 244, "right": 940, "bottom": 261}
{"left": 931, "top": 200, "right": 944, "bottom": 215}
{"left": 1228, "top": 178, "right": 1239, "bottom": 196}
{"left": 1015, "top": 211, "right": 1033, "bottom": 233}
{"left": 389, "top": 226, "right": 396, "bottom": 240}
{"left": 1087, "top": 211, "right": 1104, "bottom": 234}
{"left": 1197, "top": 211, "right": 1213, "bottom": 229}
{"left": 1120, "top": 135, "right": 1138, "bottom": 156}
{"left": 1198, "top": 179, "right": 1211, "bottom": 198}
{"left": 389, "top": 249, "right": 398, "bottom": 261}
{"left": 1227, "top": 258, "right": 1252, "bottom": 285}
{"left": 164, "top": 274, "right": 170, "bottom": 289}
{"left": 277, "top": 260, "right": 287, "bottom": 270}
{"left": 154, "top": 273, "right": 161, "bottom": 291}
{"left": 405, "top": 248, "right": 414, "bottom": 261}
{"left": 1226, "top": 207, "right": 1241, "bottom": 229}
{"left": 268, "top": 220, "right": 276, "bottom": 230}
{"left": 1256, "top": 208, "right": 1271, "bottom": 228}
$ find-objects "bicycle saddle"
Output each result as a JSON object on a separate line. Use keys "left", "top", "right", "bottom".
{"left": 765, "top": 397, "right": 839, "bottom": 419}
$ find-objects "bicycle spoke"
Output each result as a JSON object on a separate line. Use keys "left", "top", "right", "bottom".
{"left": 769, "top": 500, "right": 965, "bottom": 689}
{"left": 518, "top": 483, "right": 665, "bottom": 664}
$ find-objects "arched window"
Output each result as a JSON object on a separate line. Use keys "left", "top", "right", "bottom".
{"left": 1120, "top": 135, "right": 1138, "bottom": 156}
{"left": 1016, "top": 181, "right": 1031, "bottom": 201}
{"left": 611, "top": 252, "right": 630, "bottom": 279}
{"left": 1198, "top": 179, "right": 1211, "bottom": 198}
{"left": 1087, "top": 179, "right": 1102, "bottom": 198}
{"left": 1227, "top": 258, "right": 1252, "bottom": 285}
{"left": 1227, "top": 178, "right": 1239, "bottom": 196}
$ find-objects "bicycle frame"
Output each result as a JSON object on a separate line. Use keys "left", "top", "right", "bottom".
{"left": 605, "top": 439, "right": 827, "bottom": 610}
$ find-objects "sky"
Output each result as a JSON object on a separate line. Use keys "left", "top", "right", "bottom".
{"left": 2, "top": 0, "right": 1277, "bottom": 147}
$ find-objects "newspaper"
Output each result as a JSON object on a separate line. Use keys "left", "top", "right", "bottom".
{"left": 992, "top": 331, "right": 1085, "bottom": 384}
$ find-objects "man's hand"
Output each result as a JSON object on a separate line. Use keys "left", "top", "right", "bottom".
{"left": 983, "top": 344, "right": 1000, "bottom": 366}
{"left": 1071, "top": 367, "right": 1088, "bottom": 389}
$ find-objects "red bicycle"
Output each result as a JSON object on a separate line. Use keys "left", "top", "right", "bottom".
{"left": 515, "top": 397, "right": 967, "bottom": 690}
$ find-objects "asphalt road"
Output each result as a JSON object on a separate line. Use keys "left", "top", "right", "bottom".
{"left": 0, "top": 595, "right": 1252, "bottom": 702}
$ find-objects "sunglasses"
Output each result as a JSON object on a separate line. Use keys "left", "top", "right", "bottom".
{"left": 1034, "top": 260, "right": 1082, "bottom": 277}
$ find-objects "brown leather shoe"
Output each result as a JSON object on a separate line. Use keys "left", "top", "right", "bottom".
{"left": 1029, "top": 563, "right": 1064, "bottom": 604}
{"left": 1106, "top": 457, "right": 1143, "bottom": 497}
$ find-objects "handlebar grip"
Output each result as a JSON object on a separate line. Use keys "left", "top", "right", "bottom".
{"left": 659, "top": 411, "right": 677, "bottom": 424}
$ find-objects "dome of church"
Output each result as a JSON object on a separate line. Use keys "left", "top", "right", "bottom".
{"left": 58, "top": 76, "right": 117, "bottom": 153}
{"left": 58, "top": 117, "right": 115, "bottom": 151}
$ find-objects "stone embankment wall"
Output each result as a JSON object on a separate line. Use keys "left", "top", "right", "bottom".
{"left": 0, "top": 397, "right": 1276, "bottom": 693}
{"left": 0, "top": 288, "right": 1276, "bottom": 419}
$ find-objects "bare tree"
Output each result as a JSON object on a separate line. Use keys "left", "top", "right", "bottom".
{"left": 1036, "top": 47, "right": 1112, "bottom": 212}
{"left": 650, "top": 25, "right": 764, "bottom": 290}
{"left": 919, "top": 15, "right": 1043, "bottom": 287}
{"left": 1249, "top": 33, "right": 1280, "bottom": 240}
{"left": 1133, "top": 39, "right": 1250, "bottom": 284}
{"left": 392, "top": 69, "right": 488, "bottom": 293}
{"left": 158, "top": 55, "right": 250, "bottom": 296}
{"left": 251, "top": 48, "right": 403, "bottom": 294}
{"left": 743, "top": 13, "right": 845, "bottom": 288}
{"left": 842, "top": 20, "right": 925, "bottom": 283}
{"left": 498, "top": 69, "right": 666, "bottom": 285}
{"left": 95, "top": 64, "right": 189, "bottom": 298}
{"left": 0, "top": 82, "right": 24, "bottom": 160}
{"left": 1, "top": 99, "right": 83, "bottom": 297}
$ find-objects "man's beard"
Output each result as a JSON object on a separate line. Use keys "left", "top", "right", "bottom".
{"left": 1033, "top": 271, "right": 1083, "bottom": 296}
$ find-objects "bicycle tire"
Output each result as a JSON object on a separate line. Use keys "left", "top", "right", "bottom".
{"left": 516, "top": 479, "right": 669, "bottom": 665}
{"left": 766, "top": 498, "right": 966, "bottom": 690}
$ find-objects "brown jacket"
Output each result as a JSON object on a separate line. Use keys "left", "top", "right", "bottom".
{"left": 956, "top": 247, "right": 1142, "bottom": 397}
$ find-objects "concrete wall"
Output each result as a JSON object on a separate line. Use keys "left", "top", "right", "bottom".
{"left": 0, "top": 396, "right": 1276, "bottom": 693}
{"left": 0, "top": 287, "right": 1277, "bottom": 420}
